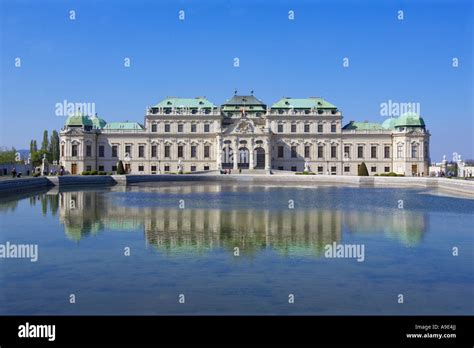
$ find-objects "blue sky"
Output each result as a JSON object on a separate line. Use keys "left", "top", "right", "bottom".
{"left": 1, "top": 0, "right": 472, "bottom": 161}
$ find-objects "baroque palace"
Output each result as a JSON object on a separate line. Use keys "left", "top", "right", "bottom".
{"left": 59, "top": 93, "right": 430, "bottom": 176}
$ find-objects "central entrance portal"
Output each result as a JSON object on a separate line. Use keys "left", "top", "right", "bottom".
{"left": 255, "top": 148, "right": 265, "bottom": 169}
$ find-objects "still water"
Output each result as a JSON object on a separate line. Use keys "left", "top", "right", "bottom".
{"left": 0, "top": 182, "right": 473, "bottom": 315}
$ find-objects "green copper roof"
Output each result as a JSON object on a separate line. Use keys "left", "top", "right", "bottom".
{"left": 65, "top": 114, "right": 93, "bottom": 127}
{"left": 394, "top": 112, "right": 425, "bottom": 128}
{"left": 90, "top": 115, "right": 107, "bottom": 129}
{"left": 154, "top": 97, "right": 216, "bottom": 108}
{"left": 381, "top": 117, "right": 397, "bottom": 130}
{"left": 103, "top": 122, "right": 144, "bottom": 130}
{"left": 272, "top": 97, "right": 337, "bottom": 109}
{"left": 222, "top": 95, "right": 266, "bottom": 106}
{"left": 342, "top": 121, "right": 385, "bottom": 131}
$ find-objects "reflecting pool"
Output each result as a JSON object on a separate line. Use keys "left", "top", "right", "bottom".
{"left": 0, "top": 182, "right": 473, "bottom": 315}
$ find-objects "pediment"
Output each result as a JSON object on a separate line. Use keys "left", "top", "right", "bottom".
{"left": 222, "top": 118, "right": 264, "bottom": 135}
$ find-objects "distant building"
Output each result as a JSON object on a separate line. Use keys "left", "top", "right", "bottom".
{"left": 59, "top": 94, "right": 430, "bottom": 176}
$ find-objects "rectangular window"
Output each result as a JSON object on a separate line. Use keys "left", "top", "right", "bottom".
{"left": 291, "top": 124, "right": 297, "bottom": 133}
{"left": 151, "top": 165, "right": 157, "bottom": 173}
{"left": 291, "top": 166, "right": 297, "bottom": 172}
{"left": 86, "top": 145, "right": 91, "bottom": 157}
{"left": 318, "top": 145, "right": 323, "bottom": 159}
{"left": 112, "top": 165, "right": 117, "bottom": 172}
{"left": 191, "top": 166, "right": 196, "bottom": 172}
{"left": 151, "top": 145, "right": 157, "bottom": 158}
{"left": 138, "top": 145, "right": 145, "bottom": 158}
{"left": 99, "top": 145, "right": 104, "bottom": 157}
{"left": 191, "top": 124, "right": 196, "bottom": 132}
{"left": 164, "top": 124, "right": 170, "bottom": 132}
{"left": 278, "top": 166, "right": 284, "bottom": 170}
{"left": 331, "top": 146, "right": 337, "bottom": 159}
{"left": 164, "top": 165, "right": 170, "bottom": 172}
{"left": 317, "top": 166, "right": 323, "bottom": 173}
{"left": 86, "top": 165, "right": 92, "bottom": 171}
{"left": 397, "top": 145, "right": 403, "bottom": 159}
{"left": 278, "top": 146, "right": 284, "bottom": 158}
{"left": 151, "top": 124, "right": 157, "bottom": 132}
{"left": 318, "top": 124, "right": 323, "bottom": 133}
{"left": 204, "top": 145, "right": 210, "bottom": 158}
{"left": 204, "top": 165, "right": 210, "bottom": 171}
{"left": 204, "top": 124, "right": 210, "bottom": 132}
{"left": 384, "top": 146, "right": 390, "bottom": 159}
{"left": 61, "top": 144, "right": 65, "bottom": 157}
{"left": 304, "top": 124, "right": 310, "bottom": 133}
{"left": 357, "top": 146, "right": 364, "bottom": 158}
{"left": 112, "top": 145, "right": 118, "bottom": 158}
{"left": 138, "top": 165, "right": 144, "bottom": 172}
{"left": 71, "top": 144, "right": 78, "bottom": 157}
{"left": 331, "top": 166, "right": 337, "bottom": 173}
{"left": 344, "top": 166, "right": 350, "bottom": 173}
{"left": 344, "top": 145, "right": 350, "bottom": 159}
{"left": 191, "top": 145, "right": 197, "bottom": 158}
{"left": 278, "top": 124, "right": 283, "bottom": 133}
{"left": 165, "top": 145, "right": 170, "bottom": 158}
{"left": 125, "top": 145, "right": 131, "bottom": 157}
{"left": 412, "top": 144, "right": 418, "bottom": 158}
{"left": 385, "top": 166, "right": 390, "bottom": 173}
{"left": 371, "top": 146, "right": 377, "bottom": 159}
{"left": 371, "top": 166, "right": 377, "bottom": 173}
{"left": 98, "top": 165, "right": 104, "bottom": 172}
{"left": 291, "top": 146, "right": 297, "bottom": 158}
{"left": 304, "top": 146, "right": 310, "bottom": 158}
{"left": 178, "top": 145, "right": 183, "bottom": 158}
{"left": 178, "top": 124, "right": 184, "bottom": 132}
{"left": 331, "top": 124, "right": 336, "bottom": 133}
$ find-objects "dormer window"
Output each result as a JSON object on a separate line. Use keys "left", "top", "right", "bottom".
{"left": 199, "top": 101, "right": 204, "bottom": 105}
{"left": 167, "top": 101, "right": 172, "bottom": 105}
{"left": 317, "top": 102, "right": 322, "bottom": 106}
{"left": 242, "top": 98, "right": 247, "bottom": 102}
{"left": 285, "top": 101, "right": 290, "bottom": 105}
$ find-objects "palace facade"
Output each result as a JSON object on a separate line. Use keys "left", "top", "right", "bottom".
{"left": 59, "top": 94, "right": 430, "bottom": 176}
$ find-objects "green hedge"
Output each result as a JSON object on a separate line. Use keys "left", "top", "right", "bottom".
{"left": 164, "top": 171, "right": 193, "bottom": 174}
{"left": 295, "top": 172, "right": 316, "bottom": 175}
{"left": 81, "top": 170, "right": 109, "bottom": 175}
{"left": 376, "top": 172, "right": 405, "bottom": 177}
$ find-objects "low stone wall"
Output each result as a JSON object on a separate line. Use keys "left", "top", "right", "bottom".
{"left": 0, "top": 177, "right": 53, "bottom": 193}
{"left": 54, "top": 176, "right": 116, "bottom": 186}
{"left": 0, "top": 174, "right": 473, "bottom": 197}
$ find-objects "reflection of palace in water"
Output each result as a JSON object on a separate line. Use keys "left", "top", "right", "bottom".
{"left": 22, "top": 185, "right": 428, "bottom": 256}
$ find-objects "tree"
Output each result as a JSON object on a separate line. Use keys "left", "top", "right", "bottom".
{"left": 30, "top": 140, "right": 35, "bottom": 155}
{"left": 0, "top": 147, "right": 17, "bottom": 164}
{"left": 41, "top": 130, "right": 49, "bottom": 152}
{"left": 32, "top": 140, "right": 37, "bottom": 153}
{"left": 31, "top": 149, "right": 48, "bottom": 167}
{"left": 358, "top": 162, "right": 369, "bottom": 176}
{"left": 117, "top": 160, "right": 125, "bottom": 175}
{"left": 50, "top": 130, "right": 60, "bottom": 163}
